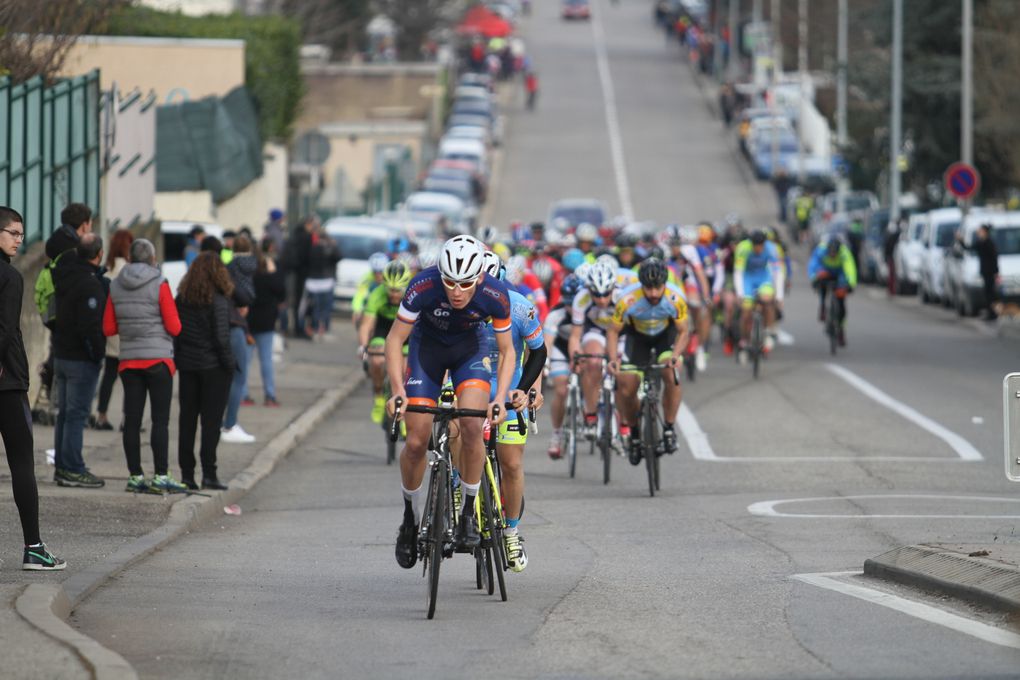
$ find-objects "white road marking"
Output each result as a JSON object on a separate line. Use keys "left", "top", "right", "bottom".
{"left": 826, "top": 364, "right": 983, "bottom": 461}
{"left": 748, "top": 494, "right": 1020, "bottom": 519}
{"left": 590, "top": 0, "right": 635, "bottom": 221}
{"left": 792, "top": 571, "right": 1020, "bottom": 650}
{"left": 677, "top": 403, "right": 718, "bottom": 460}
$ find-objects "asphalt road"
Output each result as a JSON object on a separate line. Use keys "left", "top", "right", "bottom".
{"left": 72, "top": 1, "right": 1020, "bottom": 678}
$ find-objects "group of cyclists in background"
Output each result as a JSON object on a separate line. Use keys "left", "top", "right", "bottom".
{"left": 351, "top": 214, "right": 857, "bottom": 580}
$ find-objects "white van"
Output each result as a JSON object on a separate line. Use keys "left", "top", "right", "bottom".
{"left": 438, "top": 138, "right": 488, "bottom": 178}
{"left": 917, "top": 207, "right": 962, "bottom": 304}
{"left": 160, "top": 221, "right": 224, "bottom": 295}
{"left": 894, "top": 212, "right": 927, "bottom": 294}
{"left": 945, "top": 210, "right": 1020, "bottom": 316}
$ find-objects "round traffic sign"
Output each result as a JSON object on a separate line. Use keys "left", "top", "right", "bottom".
{"left": 944, "top": 162, "right": 980, "bottom": 200}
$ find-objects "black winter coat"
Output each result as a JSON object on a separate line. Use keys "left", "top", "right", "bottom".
{"left": 0, "top": 253, "right": 30, "bottom": 392}
{"left": 975, "top": 237, "right": 999, "bottom": 279}
{"left": 53, "top": 252, "right": 106, "bottom": 362}
{"left": 249, "top": 268, "right": 286, "bottom": 334}
{"left": 227, "top": 254, "right": 256, "bottom": 329}
{"left": 45, "top": 224, "right": 80, "bottom": 260}
{"left": 174, "top": 293, "right": 235, "bottom": 372}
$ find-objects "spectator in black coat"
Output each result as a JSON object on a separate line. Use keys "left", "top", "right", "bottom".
{"left": 283, "top": 216, "right": 315, "bottom": 337}
{"left": 303, "top": 223, "right": 341, "bottom": 341}
{"left": 974, "top": 224, "right": 1000, "bottom": 320}
{"left": 247, "top": 238, "right": 286, "bottom": 406}
{"left": 0, "top": 206, "right": 65, "bottom": 570}
{"left": 221, "top": 235, "right": 256, "bottom": 443}
{"left": 174, "top": 252, "right": 235, "bottom": 490}
{"left": 52, "top": 233, "right": 106, "bottom": 488}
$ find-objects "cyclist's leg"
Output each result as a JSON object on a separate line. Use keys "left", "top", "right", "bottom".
{"left": 615, "top": 331, "right": 642, "bottom": 428}
{"left": 656, "top": 328, "right": 681, "bottom": 429}
{"left": 496, "top": 419, "right": 529, "bottom": 571}
{"left": 547, "top": 345, "right": 570, "bottom": 431}
{"left": 758, "top": 283, "right": 776, "bottom": 330}
{"left": 448, "top": 331, "right": 494, "bottom": 539}
{"left": 580, "top": 329, "right": 606, "bottom": 419}
{"left": 817, "top": 281, "right": 828, "bottom": 320}
{"left": 836, "top": 273, "right": 849, "bottom": 324}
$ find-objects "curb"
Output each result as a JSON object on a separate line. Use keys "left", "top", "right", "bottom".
{"left": 15, "top": 366, "right": 365, "bottom": 680}
{"left": 864, "top": 544, "right": 1020, "bottom": 614}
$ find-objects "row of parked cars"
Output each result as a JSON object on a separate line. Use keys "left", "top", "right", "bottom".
{"left": 811, "top": 194, "right": 1020, "bottom": 318}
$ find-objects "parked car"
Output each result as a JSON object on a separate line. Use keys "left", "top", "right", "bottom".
{"left": 454, "top": 85, "right": 491, "bottom": 103}
{"left": 860, "top": 208, "right": 890, "bottom": 284}
{"left": 810, "top": 190, "right": 879, "bottom": 246}
{"left": 403, "top": 191, "right": 474, "bottom": 234}
{"left": 322, "top": 218, "right": 401, "bottom": 303}
{"left": 444, "top": 124, "right": 492, "bottom": 148}
{"left": 438, "top": 137, "right": 489, "bottom": 177}
{"left": 546, "top": 198, "right": 608, "bottom": 235}
{"left": 944, "top": 209, "right": 1020, "bottom": 317}
{"left": 750, "top": 129, "right": 798, "bottom": 180}
{"left": 893, "top": 212, "right": 928, "bottom": 294}
{"left": 458, "top": 72, "right": 493, "bottom": 92}
{"left": 562, "top": 0, "right": 591, "bottom": 19}
{"left": 917, "top": 207, "right": 966, "bottom": 304}
{"left": 160, "top": 220, "right": 224, "bottom": 294}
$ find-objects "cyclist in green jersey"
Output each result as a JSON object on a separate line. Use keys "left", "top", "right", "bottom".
{"left": 351, "top": 252, "right": 390, "bottom": 328}
{"left": 359, "top": 261, "right": 412, "bottom": 424}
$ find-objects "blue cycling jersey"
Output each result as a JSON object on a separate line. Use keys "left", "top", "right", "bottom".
{"left": 397, "top": 266, "right": 512, "bottom": 343}
{"left": 487, "top": 289, "right": 545, "bottom": 402}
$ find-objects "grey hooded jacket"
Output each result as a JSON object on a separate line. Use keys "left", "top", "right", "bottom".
{"left": 109, "top": 262, "right": 174, "bottom": 360}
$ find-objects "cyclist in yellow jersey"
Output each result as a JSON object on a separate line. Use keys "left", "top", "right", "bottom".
{"left": 606, "top": 259, "right": 688, "bottom": 460}
{"left": 351, "top": 252, "right": 389, "bottom": 328}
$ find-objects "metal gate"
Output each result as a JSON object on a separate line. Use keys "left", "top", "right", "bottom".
{"left": 0, "top": 70, "right": 101, "bottom": 245}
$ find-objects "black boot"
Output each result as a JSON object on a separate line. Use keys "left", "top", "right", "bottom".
{"left": 201, "top": 476, "right": 228, "bottom": 491}
{"left": 180, "top": 474, "right": 199, "bottom": 491}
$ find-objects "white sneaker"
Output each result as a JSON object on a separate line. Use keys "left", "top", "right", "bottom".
{"left": 220, "top": 425, "right": 256, "bottom": 444}
{"left": 695, "top": 347, "right": 707, "bottom": 372}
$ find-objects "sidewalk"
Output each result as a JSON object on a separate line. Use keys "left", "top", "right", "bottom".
{"left": 0, "top": 322, "right": 364, "bottom": 679}
{"left": 865, "top": 543, "right": 1020, "bottom": 613}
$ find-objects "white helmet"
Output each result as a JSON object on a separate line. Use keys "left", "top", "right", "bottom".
{"left": 480, "top": 249, "right": 502, "bottom": 278}
{"left": 531, "top": 257, "right": 554, "bottom": 285}
{"left": 576, "top": 222, "right": 598, "bottom": 243}
{"left": 574, "top": 262, "right": 593, "bottom": 286}
{"left": 596, "top": 253, "right": 618, "bottom": 270}
{"left": 479, "top": 224, "right": 500, "bottom": 246}
{"left": 505, "top": 255, "right": 527, "bottom": 285}
{"left": 369, "top": 252, "right": 390, "bottom": 272}
{"left": 587, "top": 261, "right": 616, "bottom": 296}
{"left": 439, "top": 235, "right": 484, "bottom": 283}
{"left": 418, "top": 247, "right": 439, "bottom": 269}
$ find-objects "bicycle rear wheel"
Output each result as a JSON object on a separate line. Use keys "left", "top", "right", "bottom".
{"left": 642, "top": 400, "right": 659, "bottom": 497}
{"left": 751, "top": 312, "right": 763, "bottom": 380}
{"left": 828, "top": 293, "right": 839, "bottom": 356}
{"left": 425, "top": 459, "right": 447, "bottom": 619}
{"left": 599, "top": 388, "right": 612, "bottom": 485}
{"left": 481, "top": 473, "right": 507, "bottom": 602}
{"left": 566, "top": 388, "right": 578, "bottom": 478}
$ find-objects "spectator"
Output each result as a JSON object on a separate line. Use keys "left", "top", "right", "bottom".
{"left": 200, "top": 235, "right": 223, "bottom": 255}
{"left": 284, "top": 216, "right": 315, "bottom": 338}
{"left": 303, "top": 223, "right": 341, "bottom": 342}
{"left": 104, "top": 238, "right": 185, "bottom": 494}
{"left": 52, "top": 233, "right": 106, "bottom": 488}
{"left": 248, "top": 238, "right": 286, "bottom": 406}
{"left": 264, "top": 208, "right": 286, "bottom": 255}
{"left": 884, "top": 219, "right": 903, "bottom": 296}
{"left": 974, "top": 224, "right": 1000, "bottom": 320}
{"left": 175, "top": 252, "right": 235, "bottom": 490}
{"left": 184, "top": 225, "right": 205, "bottom": 267}
{"left": 0, "top": 206, "right": 65, "bottom": 570}
{"left": 525, "top": 71, "right": 538, "bottom": 110}
{"left": 92, "top": 228, "right": 133, "bottom": 431}
{"left": 222, "top": 235, "right": 256, "bottom": 443}
{"left": 221, "top": 230, "right": 236, "bottom": 265}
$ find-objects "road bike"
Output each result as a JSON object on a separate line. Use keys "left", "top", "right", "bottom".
{"left": 564, "top": 353, "right": 604, "bottom": 479}
{"left": 390, "top": 394, "right": 505, "bottom": 619}
{"left": 626, "top": 361, "right": 680, "bottom": 497}
{"left": 818, "top": 278, "right": 841, "bottom": 356}
{"left": 746, "top": 297, "right": 767, "bottom": 380}
{"left": 589, "top": 354, "right": 617, "bottom": 485}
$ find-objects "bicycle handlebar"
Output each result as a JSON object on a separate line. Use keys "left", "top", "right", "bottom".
{"left": 624, "top": 361, "right": 681, "bottom": 386}
{"left": 387, "top": 397, "right": 524, "bottom": 441}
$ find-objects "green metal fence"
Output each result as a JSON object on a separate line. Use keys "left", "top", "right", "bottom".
{"left": 0, "top": 70, "right": 101, "bottom": 245}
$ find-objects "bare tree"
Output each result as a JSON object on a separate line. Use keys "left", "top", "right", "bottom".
{"left": 264, "top": 0, "right": 373, "bottom": 59}
{"left": 0, "top": 0, "right": 128, "bottom": 84}
{"left": 375, "top": 0, "right": 454, "bottom": 61}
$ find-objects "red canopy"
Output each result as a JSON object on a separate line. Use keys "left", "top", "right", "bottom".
{"left": 457, "top": 5, "right": 513, "bottom": 38}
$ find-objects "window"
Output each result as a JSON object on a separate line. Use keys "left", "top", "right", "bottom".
{"left": 993, "top": 227, "right": 1020, "bottom": 255}
{"left": 164, "top": 233, "right": 188, "bottom": 262}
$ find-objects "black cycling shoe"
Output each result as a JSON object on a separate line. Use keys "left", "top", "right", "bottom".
{"left": 454, "top": 513, "right": 480, "bottom": 552}
{"left": 628, "top": 440, "right": 643, "bottom": 466}
{"left": 395, "top": 520, "right": 418, "bottom": 569}
{"left": 662, "top": 427, "right": 677, "bottom": 455}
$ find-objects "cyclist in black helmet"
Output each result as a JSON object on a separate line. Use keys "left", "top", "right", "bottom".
{"left": 605, "top": 258, "right": 689, "bottom": 460}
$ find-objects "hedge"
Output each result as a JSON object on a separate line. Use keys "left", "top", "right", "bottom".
{"left": 102, "top": 7, "right": 304, "bottom": 142}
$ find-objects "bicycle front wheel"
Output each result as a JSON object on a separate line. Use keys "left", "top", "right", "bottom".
{"left": 481, "top": 474, "right": 507, "bottom": 602}
{"left": 642, "top": 401, "right": 659, "bottom": 497}
{"left": 425, "top": 460, "right": 447, "bottom": 619}
{"left": 751, "top": 312, "right": 762, "bottom": 379}
{"left": 566, "top": 388, "right": 578, "bottom": 478}
{"left": 599, "top": 389, "right": 612, "bottom": 485}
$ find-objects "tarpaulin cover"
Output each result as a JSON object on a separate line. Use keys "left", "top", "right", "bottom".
{"left": 156, "top": 86, "right": 263, "bottom": 203}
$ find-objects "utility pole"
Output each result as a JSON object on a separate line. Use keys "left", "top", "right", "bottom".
{"left": 890, "top": 0, "right": 903, "bottom": 222}
{"left": 962, "top": 0, "right": 973, "bottom": 166}
{"left": 770, "top": 0, "right": 781, "bottom": 173}
{"left": 713, "top": 0, "right": 724, "bottom": 81}
{"left": 753, "top": 0, "right": 762, "bottom": 25}
{"left": 836, "top": 0, "right": 848, "bottom": 214}
{"left": 797, "top": 0, "right": 807, "bottom": 185}
{"left": 728, "top": 0, "right": 739, "bottom": 81}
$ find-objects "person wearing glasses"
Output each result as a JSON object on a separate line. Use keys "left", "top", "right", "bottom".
{"left": 567, "top": 260, "right": 619, "bottom": 440}
{"left": 385, "top": 235, "right": 519, "bottom": 569}
{"left": 0, "top": 207, "right": 65, "bottom": 569}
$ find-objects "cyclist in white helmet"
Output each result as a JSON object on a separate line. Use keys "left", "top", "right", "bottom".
{"left": 575, "top": 223, "right": 599, "bottom": 262}
{"left": 568, "top": 261, "right": 620, "bottom": 438}
{"left": 352, "top": 251, "right": 391, "bottom": 328}
{"left": 387, "top": 236, "right": 521, "bottom": 569}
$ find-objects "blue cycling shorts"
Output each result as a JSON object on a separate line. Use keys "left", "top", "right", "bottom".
{"left": 404, "top": 326, "right": 492, "bottom": 406}
{"left": 741, "top": 271, "right": 774, "bottom": 301}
